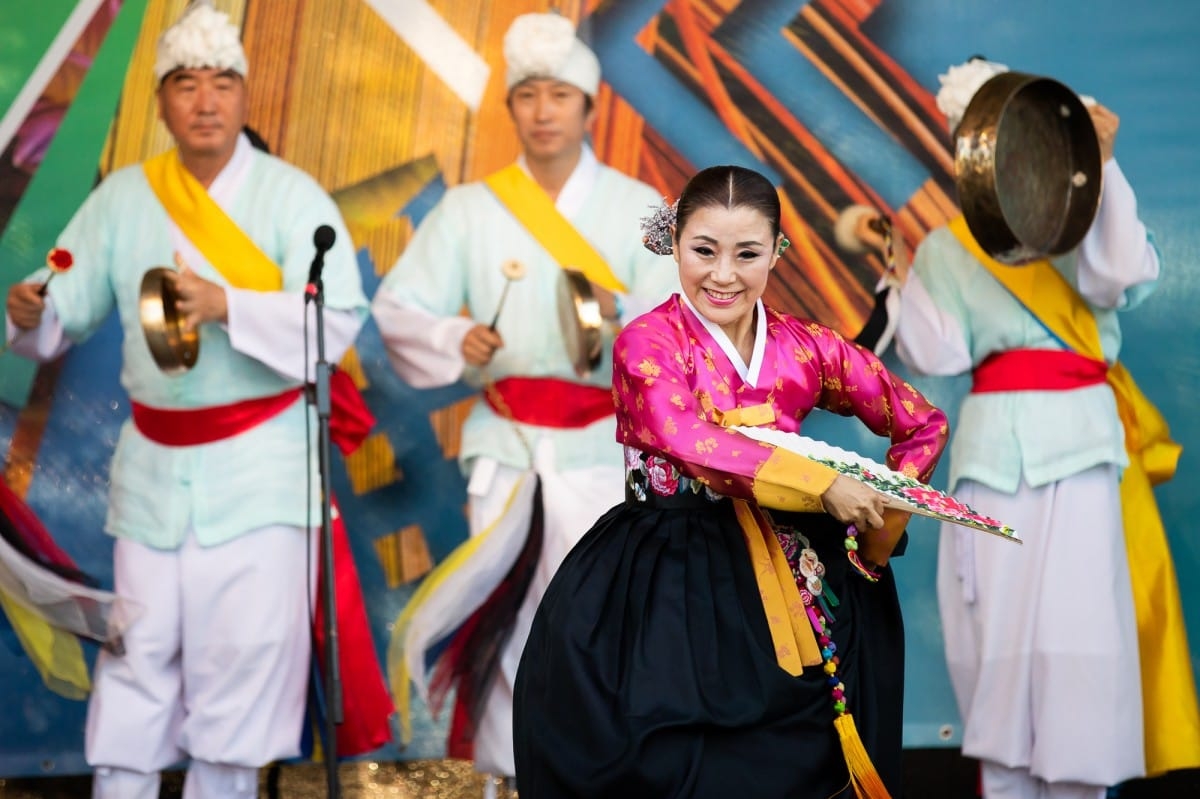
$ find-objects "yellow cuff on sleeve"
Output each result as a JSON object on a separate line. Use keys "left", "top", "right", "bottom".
{"left": 751, "top": 448, "right": 838, "bottom": 513}
{"left": 859, "top": 508, "right": 911, "bottom": 567}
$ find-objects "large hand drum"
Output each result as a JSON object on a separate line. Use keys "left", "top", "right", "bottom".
{"left": 139, "top": 266, "right": 199, "bottom": 375}
{"left": 556, "top": 268, "right": 603, "bottom": 378}
{"left": 954, "top": 71, "right": 1102, "bottom": 265}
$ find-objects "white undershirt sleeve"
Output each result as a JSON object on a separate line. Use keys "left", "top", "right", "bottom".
{"left": 370, "top": 291, "right": 475, "bottom": 389}
{"left": 225, "top": 288, "right": 363, "bottom": 382}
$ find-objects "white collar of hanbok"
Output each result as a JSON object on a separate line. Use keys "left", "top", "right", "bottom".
{"left": 680, "top": 293, "right": 768, "bottom": 388}
{"left": 517, "top": 143, "right": 598, "bottom": 218}
{"left": 206, "top": 132, "right": 253, "bottom": 206}
{"left": 167, "top": 132, "right": 253, "bottom": 273}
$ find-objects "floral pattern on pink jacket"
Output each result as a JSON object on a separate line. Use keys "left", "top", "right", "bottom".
{"left": 613, "top": 296, "right": 948, "bottom": 507}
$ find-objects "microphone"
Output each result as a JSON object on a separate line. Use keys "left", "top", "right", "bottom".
{"left": 305, "top": 224, "right": 337, "bottom": 299}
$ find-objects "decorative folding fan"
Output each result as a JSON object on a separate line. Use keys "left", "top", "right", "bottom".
{"left": 735, "top": 427, "right": 1021, "bottom": 542}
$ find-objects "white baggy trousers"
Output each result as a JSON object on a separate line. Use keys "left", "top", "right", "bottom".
{"left": 87, "top": 525, "right": 314, "bottom": 799}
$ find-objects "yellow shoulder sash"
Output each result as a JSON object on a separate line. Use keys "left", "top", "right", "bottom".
{"left": 947, "top": 214, "right": 1179, "bottom": 480}
{"left": 947, "top": 215, "right": 1101, "bottom": 357}
{"left": 483, "top": 163, "right": 627, "bottom": 293}
{"left": 142, "top": 149, "right": 282, "bottom": 291}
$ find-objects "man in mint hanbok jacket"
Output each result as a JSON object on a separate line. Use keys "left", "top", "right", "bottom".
{"left": 372, "top": 12, "right": 677, "bottom": 795}
{"left": 853, "top": 57, "right": 1199, "bottom": 799}
{"left": 5, "top": 4, "right": 369, "bottom": 797}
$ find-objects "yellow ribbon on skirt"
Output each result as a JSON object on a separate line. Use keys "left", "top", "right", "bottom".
{"left": 732, "top": 499, "right": 821, "bottom": 672}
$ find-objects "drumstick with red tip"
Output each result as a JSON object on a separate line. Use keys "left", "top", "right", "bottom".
{"left": 1, "top": 247, "right": 74, "bottom": 356}
{"left": 37, "top": 247, "right": 75, "bottom": 296}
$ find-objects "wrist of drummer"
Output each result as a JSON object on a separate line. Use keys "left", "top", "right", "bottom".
{"left": 603, "top": 292, "right": 625, "bottom": 323}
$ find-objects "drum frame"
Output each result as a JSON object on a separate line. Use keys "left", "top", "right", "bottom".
{"left": 954, "top": 71, "right": 1102, "bottom": 265}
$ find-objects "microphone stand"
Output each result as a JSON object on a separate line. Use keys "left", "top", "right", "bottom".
{"left": 307, "top": 274, "right": 342, "bottom": 799}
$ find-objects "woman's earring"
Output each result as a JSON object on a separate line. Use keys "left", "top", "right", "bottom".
{"left": 776, "top": 235, "right": 791, "bottom": 257}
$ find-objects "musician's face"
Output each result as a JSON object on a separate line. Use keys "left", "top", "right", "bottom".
{"left": 674, "top": 205, "right": 781, "bottom": 344}
{"left": 158, "top": 67, "right": 247, "bottom": 165}
{"left": 508, "top": 79, "right": 595, "bottom": 164}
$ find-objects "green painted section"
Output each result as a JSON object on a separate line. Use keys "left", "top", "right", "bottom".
{"left": 0, "top": 0, "right": 149, "bottom": 407}
{"left": 0, "top": 0, "right": 83, "bottom": 113}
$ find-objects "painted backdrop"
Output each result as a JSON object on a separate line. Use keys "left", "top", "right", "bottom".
{"left": 0, "top": 0, "right": 1196, "bottom": 776}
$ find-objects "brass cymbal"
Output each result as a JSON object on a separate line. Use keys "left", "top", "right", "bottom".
{"left": 556, "top": 268, "right": 603, "bottom": 378}
{"left": 139, "top": 266, "right": 199, "bottom": 375}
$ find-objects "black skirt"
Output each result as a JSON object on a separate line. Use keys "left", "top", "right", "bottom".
{"left": 513, "top": 495, "right": 906, "bottom": 799}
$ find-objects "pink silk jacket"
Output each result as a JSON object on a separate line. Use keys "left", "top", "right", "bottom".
{"left": 612, "top": 296, "right": 949, "bottom": 552}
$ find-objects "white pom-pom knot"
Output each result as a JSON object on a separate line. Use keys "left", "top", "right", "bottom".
{"left": 154, "top": 0, "right": 247, "bottom": 82}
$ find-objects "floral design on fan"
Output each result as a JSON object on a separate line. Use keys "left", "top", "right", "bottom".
{"left": 815, "top": 457, "right": 1013, "bottom": 536}
{"left": 731, "top": 426, "right": 1018, "bottom": 539}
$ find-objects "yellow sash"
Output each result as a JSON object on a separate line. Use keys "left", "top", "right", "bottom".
{"left": 142, "top": 149, "right": 282, "bottom": 291}
{"left": 949, "top": 216, "right": 1200, "bottom": 774}
{"left": 700, "top": 399, "right": 821, "bottom": 672}
{"left": 483, "top": 164, "right": 627, "bottom": 293}
{"left": 0, "top": 589, "right": 90, "bottom": 700}
{"left": 733, "top": 499, "right": 822, "bottom": 673}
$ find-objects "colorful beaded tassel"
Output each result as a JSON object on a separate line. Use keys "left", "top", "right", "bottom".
{"left": 777, "top": 525, "right": 892, "bottom": 799}
{"left": 845, "top": 523, "right": 881, "bottom": 582}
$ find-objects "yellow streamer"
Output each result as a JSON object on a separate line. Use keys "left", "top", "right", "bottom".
{"left": 387, "top": 473, "right": 531, "bottom": 744}
{"left": 0, "top": 590, "right": 90, "bottom": 700}
{"left": 949, "top": 216, "right": 1200, "bottom": 774}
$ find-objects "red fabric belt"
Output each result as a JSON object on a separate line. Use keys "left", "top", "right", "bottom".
{"left": 131, "top": 387, "right": 304, "bottom": 446}
{"left": 484, "top": 376, "right": 614, "bottom": 428}
{"left": 130, "top": 372, "right": 375, "bottom": 453}
{"left": 130, "top": 376, "right": 391, "bottom": 756}
{"left": 972, "top": 349, "right": 1109, "bottom": 393}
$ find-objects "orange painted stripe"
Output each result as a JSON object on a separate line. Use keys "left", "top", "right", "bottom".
{"left": 818, "top": 0, "right": 942, "bottom": 121}
{"left": 671, "top": 0, "right": 763, "bottom": 159}
{"left": 797, "top": 5, "right": 953, "bottom": 176}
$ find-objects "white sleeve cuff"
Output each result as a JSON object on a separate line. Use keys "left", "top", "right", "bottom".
{"left": 226, "top": 288, "right": 363, "bottom": 381}
{"left": 371, "top": 291, "right": 473, "bottom": 388}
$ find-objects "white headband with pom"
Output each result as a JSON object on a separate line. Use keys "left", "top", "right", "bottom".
{"left": 935, "top": 58, "right": 1009, "bottom": 133}
{"left": 154, "top": 0, "right": 247, "bottom": 82}
{"left": 503, "top": 13, "right": 600, "bottom": 97}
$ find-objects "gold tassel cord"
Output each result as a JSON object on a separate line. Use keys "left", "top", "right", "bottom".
{"left": 833, "top": 713, "right": 892, "bottom": 799}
